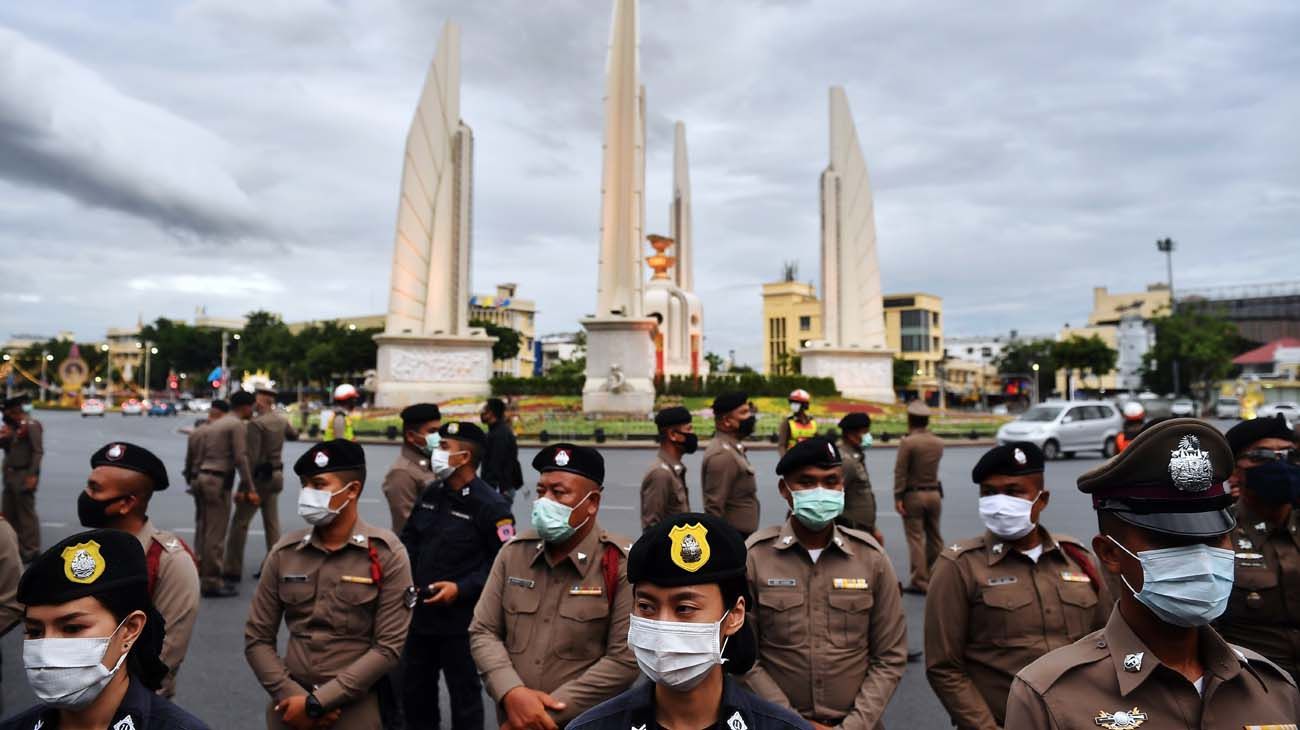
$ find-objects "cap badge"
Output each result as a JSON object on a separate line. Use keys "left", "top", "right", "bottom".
{"left": 1013, "top": 448, "right": 1026, "bottom": 465}
{"left": 448, "top": 422, "right": 459, "bottom": 434}
{"left": 106, "top": 443, "right": 125, "bottom": 461}
{"left": 554, "top": 449, "right": 571, "bottom": 467}
{"left": 1094, "top": 708, "right": 1147, "bottom": 729}
{"left": 826, "top": 442, "right": 836, "bottom": 459}
{"left": 62, "top": 540, "right": 106, "bottom": 585}
{"left": 1168, "top": 435, "right": 1212, "bottom": 492}
{"left": 314, "top": 451, "right": 329, "bottom": 468}
{"left": 1123, "top": 652, "right": 1143, "bottom": 672}
{"left": 669, "top": 523, "right": 711, "bottom": 572}
{"left": 726, "top": 712, "right": 747, "bottom": 730}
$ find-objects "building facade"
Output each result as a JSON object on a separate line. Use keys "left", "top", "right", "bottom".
{"left": 1055, "top": 284, "right": 1170, "bottom": 395}
{"left": 761, "top": 281, "right": 823, "bottom": 375}
{"left": 469, "top": 283, "right": 536, "bottom": 378}
{"left": 883, "top": 293, "right": 944, "bottom": 389}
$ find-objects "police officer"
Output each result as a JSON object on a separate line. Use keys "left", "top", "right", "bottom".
{"left": 383, "top": 402, "right": 441, "bottom": 533}
{"left": 641, "top": 406, "right": 695, "bottom": 530}
{"left": 481, "top": 398, "right": 523, "bottom": 501}
{"left": 78, "top": 441, "right": 200, "bottom": 698}
{"left": 184, "top": 399, "right": 228, "bottom": 489}
{"left": 835, "top": 412, "right": 879, "bottom": 542}
{"left": 326, "top": 384, "right": 360, "bottom": 440}
{"left": 1005, "top": 418, "right": 1300, "bottom": 728}
{"left": 468, "top": 443, "right": 638, "bottom": 729}
{"left": 245, "top": 439, "right": 413, "bottom": 730}
{"left": 1216, "top": 414, "right": 1300, "bottom": 681}
{"left": 701, "top": 392, "right": 760, "bottom": 538}
{"left": 894, "top": 400, "right": 945, "bottom": 594}
{"left": 2, "top": 528, "right": 209, "bottom": 729}
{"left": 225, "top": 385, "right": 298, "bottom": 582}
{"left": 401, "top": 421, "right": 514, "bottom": 729}
{"left": 1, "top": 395, "right": 43, "bottom": 561}
{"left": 925, "top": 442, "right": 1110, "bottom": 729}
{"left": 0, "top": 511, "right": 21, "bottom": 715}
{"left": 778, "top": 389, "right": 817, "bottom": 455}
{"left": 745, "top": 437, "right": 908, "bottom": 730}
{"left": 569, "top": 512, "right": 809, "bottom": 730}
{"left": 193, "top": 390, "right": 254, "bottom": 597}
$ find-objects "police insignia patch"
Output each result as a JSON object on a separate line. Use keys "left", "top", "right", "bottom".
{"left": 404, "top": 585, "right": 419, "bottom": 609}
{"left": 314, "top": 450, "right": 329, "bottom": 468}
{"left": 554, "top": 449, "right": 570, "bottom": 466}
{"left": 1168, "top": 435, "right": 1212, "bottom": 492}
{"left": 496, "top": 518, "right": 516, "bottom": 543}
{"left": 448, "top": 422, "right": 459, "bottom": 434}
{"left": 1013, "top": 447, "right": 1026, "bottom": 465}
{"left": 113, "top": 716, "right": 136, "bottom": 730}
{"left": 107, "top": 443, "right": 125, "bottom": 461}
{"left": 669, "top": 523, "right": 710, "bottom": 572}
{"left": 1094, "top": 708, "right": 1146, "bottom": 729}
{"left": 1122, "top": 652, "right": 1143, "bottom": 672}
{"left": 726, "top": 712, "right": 747, "bottom": 730}
{"left": 62, "top": 541, "right": 106, "bottom": 585}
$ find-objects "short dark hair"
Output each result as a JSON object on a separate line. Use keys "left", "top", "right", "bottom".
{"left": 908, "top": 413, "right": 929, "bottom": 430}
{"left": 485, "top": 398, "right": 506, "bottom": 419}
{"left": 336, "top": 467, "right": 366, "bottom": 488}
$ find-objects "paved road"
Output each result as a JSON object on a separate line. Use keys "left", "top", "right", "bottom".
{"left": 0, "top": 411, "right": 1239, "bottom": 726}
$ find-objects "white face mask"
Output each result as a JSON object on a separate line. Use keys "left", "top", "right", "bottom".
{"left": 430, "top": 448, "right": 464, "bottom": 480}
{"left": 297, "top": 484, "right": 353, "bottom": 526}
{"left": 627, "top": 611, "right": 731, "bottom": 691}
{"left": 24, "top": 617, "right": 131, "bottom": 709}
{"left": 978, "top": 493, "right": 1039, "bottom": 540}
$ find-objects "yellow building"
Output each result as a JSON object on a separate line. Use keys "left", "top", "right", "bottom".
{"left": 469, "top": 283, "right": 537, "bottom": 378}
{"left": 883, "top": 293, "right": 944, "bottom": 389}
{"left": 1086, "top": 285, "right": 1171, "bottom": 326}
{"left": 761, "top": 281, "right": 823, "bottom": 374}
{"left": 1055, "top": 284, "right": 1170, "bottom": 394}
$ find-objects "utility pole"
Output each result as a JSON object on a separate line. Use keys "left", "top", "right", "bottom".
{"left": 220, "top": 331, "right": 228, "bottom": 398}
{"left": 143, "top": 342, "right": 156, "bottom": 402}
{"left": 100, "top": 343, "right": 114, "bottom": 408}
{"left": 1156, "top": 237, "right": 1180, "bottom": 395}
{"left": 40, "top": 351, "right": 50, "bottom": 403}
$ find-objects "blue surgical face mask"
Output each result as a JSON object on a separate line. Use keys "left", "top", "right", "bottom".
{"left": 1106, "top": 535, "right": 1234, "bottom": 627}
{"left": 790, "top": 487, "right": 844, "bottom": 530}
{"left": 1244, "top": 461, "right": 1300, "bottom": 505}
{"left": 423, "top": 432, "right": 441, "bottom": 455}
{"left": 531, "top": 493, "right": 593, "bottom": 543}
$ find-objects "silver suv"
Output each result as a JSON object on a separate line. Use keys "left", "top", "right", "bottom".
{"left": 996, "top": 400, "right": 1122, "bottom": 460}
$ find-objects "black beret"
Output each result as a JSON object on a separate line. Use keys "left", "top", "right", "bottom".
{"left": 229, "top": 391, "right": 255, "bottom": 408}
{"left": 2, "top": 395, "right": 29, "bottom": 410}
{"left": 91, "top": 442, "right": 169, "bottom": 490}
{"left": 400, "top": 403, "right": 442, "bottom": 426}
{"left": 532, "top": 443, "right": 604, "bottom": 487}
{"left": 971, "top": 442, "right": 1044, "bottom": 484}
{"left": 294, "top": 439, "right": 366, "bottom": 478}
{"left": 776, "top": 436, "right": 842, "bottom": 476}
{"left": 439, "top": 421, "right": 486, "bottom": 449}
{"left": 628, "top": 513, "right": 747, "bottom": 587}
{"left": 711, "top": 391, "right": 747, "bottom": 416}
{"left": 209, "top": 399, "right": 230, "bottom": 412}
{"left": 654, "top": 406, "right": 691, "bottom": 428}
{"left": 19, "top": 529, "right": 147, "bottom": 606}
{"left": 1225, "top": 415, "right": 1296, "bottom": 456}
{"left": 1078, "top": 418, "right": 1234, "bottom": 537}
{"left": 838, "top": 412, "right": 872, "bottom": 431}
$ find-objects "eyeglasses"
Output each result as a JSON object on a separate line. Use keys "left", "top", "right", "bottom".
{"left": 1241, "top": 448, "right": 1299, "bottom": 465}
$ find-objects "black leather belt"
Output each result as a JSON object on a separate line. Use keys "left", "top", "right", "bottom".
{"left": 908, "top": 486, "right": 941, "bottom": 492}
{"left": 199, "top": 469, "right": 228, "bottom": 477}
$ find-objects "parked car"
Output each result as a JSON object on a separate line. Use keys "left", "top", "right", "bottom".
{"left": 148, "top": 402, "right": 177, "bottom": 417}
{"left": 1214, "top": 396, "right": 1241, "bottom": 420}
{"left": 1170, "top": 398, "right": 1197, "bottom": 417}
{"left": 1257, "top": 402, "right": 1300, "bottom": 421}
{"left": 187, "top": 399, "right": 211, "bottom": 412}
{"left": 80, "top": 399, "right": 106, "bottom": 417}
{"left": 995, "top": 400, "right": 1122, "bottom": 460}
{"left": 120, "top": 399, "right": 144, "bottom": 416}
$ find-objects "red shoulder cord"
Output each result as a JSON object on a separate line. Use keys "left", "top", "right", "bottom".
{"left": 369, "top": 545, "right": 383, "bottom": 586}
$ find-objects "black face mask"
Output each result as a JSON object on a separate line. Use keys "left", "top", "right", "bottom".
{"left": 676, "top": 432, "right": 699, "bottom": 455}
{"left": 77, "top": 492, "right": 129, "bottom": 528}
{"left": 737, "top": 415, "right": 757, "bottom": 438}
{"left": 1245, "top": 461, "right": 1300, "bottom": 506}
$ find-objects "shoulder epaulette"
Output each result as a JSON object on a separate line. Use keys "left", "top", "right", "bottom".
{"left": 836, "top": 526, "right": 882, "bottom": 550}
{"left": 599, "top": 530, "right": 634, "bottom": 556}
{"left": 1016, "top": 630, "right": 1109, "bottom": 693}
{"left": 1231, "top": 643, "right": 1298, "bottom": 688}
{"left": 745, "top": 525, "right": 783, "bottom": 549}
{"left": 938, "top": 535, "right": 987, "bottom": 562}
{"left": 273, "top": 527, "right": 312, "bottom": 552}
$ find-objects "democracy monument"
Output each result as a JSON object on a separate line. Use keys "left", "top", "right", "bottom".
{"left": 373, "top": 0, "right": 893, "bottom": 410}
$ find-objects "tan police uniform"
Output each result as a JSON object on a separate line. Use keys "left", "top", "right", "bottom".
{"left": 381, "top": 444, "right": 432, "bottom": 534}
{"left": 925, "top": 529, "right": 1111, "bottom": 728}
{"left": 192, "top": 413, "right": 253, "bottom": 591}
{"left": 640, "top": 446, "right": 689, "bottom": 530}
{"left": 1216, "top": 504, "right": 1300, "bottom": 682}
{"left": 134, "top": 519, "right": 200, "bottom": 697}
{"left": 468, "top": 523, "right": 639, "bottom": 726}
{"left": 893, "top": 425, "right": 944, "bottom": 590}
{"left": 0, "top": 416, "right": 43, "bottom": 561}
{"left": 245, "top": 519, "right": 413, "bottom": 730}
{"left": 837, "top": 437, "right": 876, "bottom": 533}
{"left": 701, "top": 431, "right": 760, "bottom": 537}
{"left": 225, "top": 409, "right": 298, "bottom": 577}
{"left": 743, "top": 520, "right": 909, "bottom": 730}
{"left": 0, "top": 515, "right": 18, "bottom": 716}
{"left": 183, "top": 421, "right": 207, "bottom": 489}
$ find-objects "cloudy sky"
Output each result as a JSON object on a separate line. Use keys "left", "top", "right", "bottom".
{"left": 1, "top": 1, "right": 1296, "bottom": 366}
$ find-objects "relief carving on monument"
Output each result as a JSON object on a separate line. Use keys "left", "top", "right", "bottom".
{"left": 387, "top": 345, "right": 489, "bottom": 382}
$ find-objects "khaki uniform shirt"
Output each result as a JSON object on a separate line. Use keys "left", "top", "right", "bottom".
{"left": 0, "top": 418, "right": 43, "bottom": 476}
{"left": 925, "top": 529, "right": 1111, "bottom": 729}
{"left": 838, "top": 439, "right": 875, "bottom": 531}
{"left": 701, "top": 431, "right": 760, "bottom": 535}
{"left": 134, "top": 519, "right": 200, "bottom": 697}
{"left": 0, "top": 517, "right": 21, "bottom": 634}
{"left": 468, "top": 523, "right": 638, "bottom": 726}
{"left": 640, "top": 447, "right": 689, "bottom": 530}
{"left": 382, "top": 445, "right": 433, "bottom": 534}
{"left": 892, "top": 429, "right": 944, "bottom": 498}
{"left": 1006, "top": 606, "right": 1300, "bottom": 729}
{"left": 1216, "top": 505, "right": 1300, "bottom": 681}
{"left": 183, "top": 422, "right": 208, "bottom": 484}
{"left": 248, "top": 411, "right": 297, "bottom": 491}
{"left": 743, "top": 520, "right": 908, "bottom": 730}
{"left": 244, "top": 519, "right": 413, "bottom": 711}
{"left": 197, "top": 414, "right": 254, "bottom": 487}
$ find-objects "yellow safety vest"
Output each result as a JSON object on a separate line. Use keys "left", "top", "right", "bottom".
{"left": 325, "top": 411, "right": 355, "bottom": 441}
{"left": 786, "top": 417, "right": 818, "bottom": 449}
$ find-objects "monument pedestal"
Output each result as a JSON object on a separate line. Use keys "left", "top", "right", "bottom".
{"left": 373, "top": 333, "right": 496, "bottom": 407}
{"left": 581, "top": 317, "right": 657, "bottom": 414}
{"left": 799, "top": 347, "right": 896, "bottom": 403}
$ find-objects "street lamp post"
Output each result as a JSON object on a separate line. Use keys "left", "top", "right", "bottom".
{"left": 1031, "top": 362, "right": 1041, "bottom": 405}
{"left": 40, "top": 352, "right": 52, "bottom": 403}
{"left": 2, "top": 354, "right": 11, "bottom": 400}
{"left": 1156, "top": 237, "right": 1180, "bottom": 396}
{"left": 144, "top": 342, "right": 157, "bottom": 402}
{"left": 100, "top": 343, "right": 114, "bottom": 408}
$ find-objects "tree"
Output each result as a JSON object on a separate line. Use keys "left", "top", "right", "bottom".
{"left": 893, "top": 358, "right": 914, "bottom": 388}
{"left": 471, "top": 319, "right": 522, "bottom": 362}
{"left": 1053, "top": 335, "right": 1117, "bottom": 393}
{"left": 997, "top": 339, "right": 1058, "bottom": 401}
{"left": 139, "top": 318, "right": 223, "bottom": 388}
{"left": 1141, "top": 310, "right": 1243, "bottom": 401}
{"left": 704, "top": 352, "right": 725, "bottom": 373}
{"left": 238, "top": 311, "right": 295, "bottom": 382}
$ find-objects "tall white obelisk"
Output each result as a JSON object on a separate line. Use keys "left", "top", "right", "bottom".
{"left": 582, "top": 0, "right": 657, "bottom": 414}
{"left": 799, "top": 86, "right": 895, "bottom": 402}
{"left": 373, "top": 22, "right": 495, "bottom": 407}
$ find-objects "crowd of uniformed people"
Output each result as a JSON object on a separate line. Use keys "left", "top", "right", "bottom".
{"left": 1, "top": 386, "right": 1300, "bottom": 729}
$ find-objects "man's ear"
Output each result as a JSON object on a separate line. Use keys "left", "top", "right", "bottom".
{"left": 777, "top": 479, "right": 791, "bottom": 502}
{"left": 722, "top": 597, "right": 746, "bottom": 637}
{"left": 1092, "top": 534, "right": 1123, "bottom": 575}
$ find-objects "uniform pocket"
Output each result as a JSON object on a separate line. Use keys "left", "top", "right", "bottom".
{"left": 337, "top": 581, "right": 380, "bottom": 634}
{"left": 1057, "top": 581, "right": 1099, "bottom": 638}
{"left": 1230, "top": 566, "right": 1282, "bottom": 619}
{"left": 555, "top": 597, "right": 611, "bottom": 661}
{"left": 827, "top": 591, "right": 873, "bottom": 649}
{"left": 756, "top": 591, "right": 807, "bottom": 649}
{"left": 278, "top": 580, "right": 317, "bottom": 606}
{"left": 503, "top": 584, "right": 542, "bottom": 654}
{"left": 976, "top": 585, "right": 1035, "bottom": 645}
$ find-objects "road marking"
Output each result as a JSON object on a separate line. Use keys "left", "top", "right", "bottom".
{"left": 41, "top": 522, "right": 68, "bottom": 528}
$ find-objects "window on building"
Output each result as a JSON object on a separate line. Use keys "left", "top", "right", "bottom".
{"left": 933, "top": 336, "right": 940, "bottom": 352}
{"left": 900, "top": 310, "right": 925, "bottom": 328}
{"left": 901, "top": 335, "right": 928, "bottom": 352}
{"left": 799, "top": 316, "right": 811, "bottom": 331}
{"left": 981, "top": 347, "right": 992, "bottom": 358}
{"left": 932, "top": 312, "right": 940, "bottom": 327}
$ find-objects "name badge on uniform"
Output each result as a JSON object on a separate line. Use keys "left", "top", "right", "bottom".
{"left": 986, "top": 576, "right": 1018, "bottom": 586}
{"left": 282, "top": 574, "right": 309, "bottom": 583}
{"left": 832, "top": 578, "right": 869, "bottom": 590}
{"left": 341, "top": 575, "right": 374, "bottom": 585}
{"left": 450, "top": 510, "right": 472, "bottom": 520}
{"left": 1235, "top": 552, "right": 1265, "bottom": 561}
{"left": 508, "top": 577, "right": 535, "bottom": 589}
{"left": 766, "top": 578, "right": 797, "bottom": 587}
{"left": 1060, "top": 571, "right": 1091, "bottom": 583}
{"left": 569, "top": 585, "right": 603, "bottom": 596}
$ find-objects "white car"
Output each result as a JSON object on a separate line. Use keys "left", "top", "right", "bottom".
{"left": 80, "top": 399, "right": 106, "bottom": 417}
{"left": 1214, "top": 397, "right": 1241, "bottom": 419}
{"left": 1170, "top": 398, "right": 1197, "bottom": 417}
{"left": 120, "top": 399, "right": 144, "bottom": 416}
{"left": 1257, "top": 402, "right": 1300, "bottom": 420}
{"left": 996, "top": 400, "right": 1122, "bottom": 460}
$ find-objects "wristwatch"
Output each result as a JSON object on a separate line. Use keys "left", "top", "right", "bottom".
{"left": 305, "top": 693, "right": 325, "bottom": 719}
